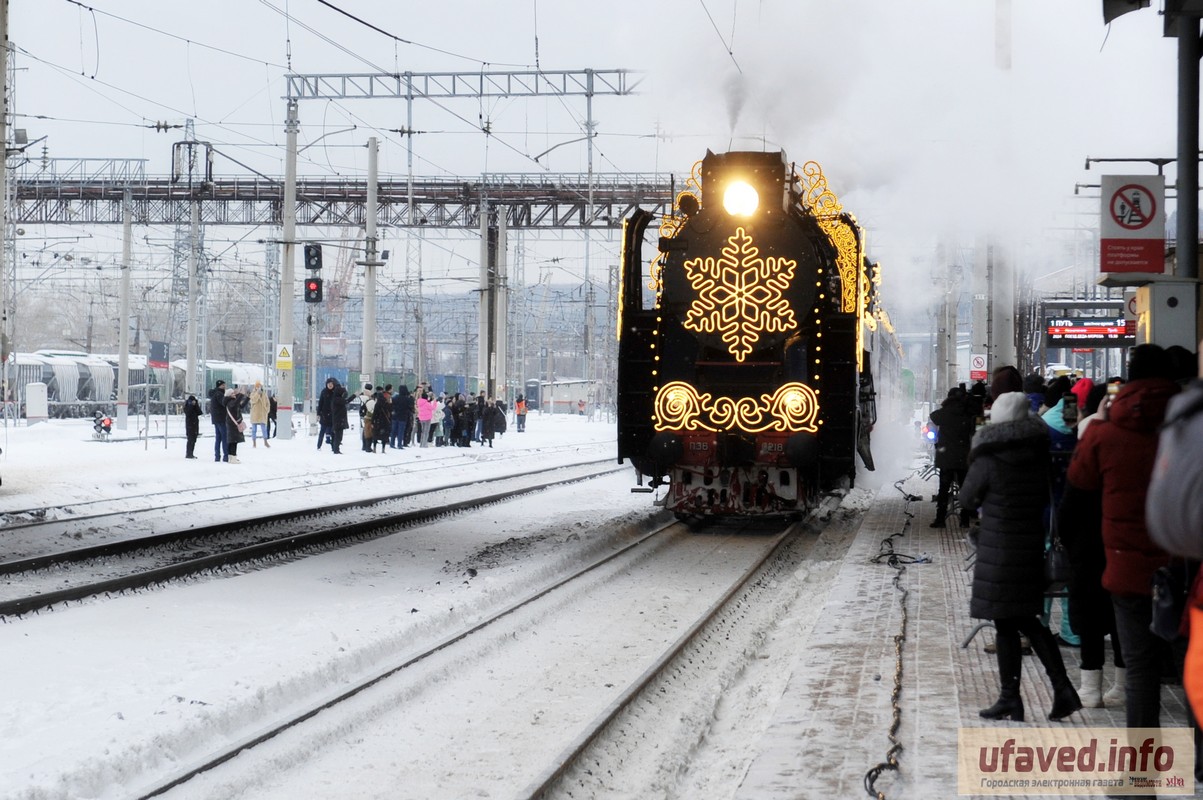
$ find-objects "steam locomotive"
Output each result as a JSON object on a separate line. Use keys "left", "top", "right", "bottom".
{"left": 617, "top": 150, "right": 895, "bottom": 517}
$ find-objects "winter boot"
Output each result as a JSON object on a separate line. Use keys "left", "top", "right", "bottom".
{"left": 1077, "top": 668, "right": 1104, "bottom": 708}
{"left": 265, "top": 440, "right": 270, "bottom": 448}
{"left": 980, "top": 631, "right": 1025, "bottom": 721}
{"left": 1103, "top": 668, "right": 1127, "bottom": 706}
{"left": 930, "top": 515, "right": 946, "bottom": 529}
{"left": 1028, "top": 624, "right": 1082, "bottom": 721}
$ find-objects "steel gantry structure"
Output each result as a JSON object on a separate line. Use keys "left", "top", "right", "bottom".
{"left": 6, "top": 67, "right": 667, "bottom": 436}
{"left": 8, "top": 171, "right": 676, "bottom": 229}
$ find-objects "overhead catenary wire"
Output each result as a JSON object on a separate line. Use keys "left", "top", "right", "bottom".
{"left": 40, "top": 1, "right": 655, "bottom": 201}
{"left": 697, "top": 0, "right": 743, "bottom": 74}
{"left": 313, "top": 0, "right": 532, "bottom": 69}
{"left": 61, "top": 0, "right": 288, "bottom": 70}
{"left": 12, "top": 45, "right": 341, "bottom": 176}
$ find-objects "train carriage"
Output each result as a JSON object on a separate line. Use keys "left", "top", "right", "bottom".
{"left": 617, "top": 150, "right": 891, "bottom": 517}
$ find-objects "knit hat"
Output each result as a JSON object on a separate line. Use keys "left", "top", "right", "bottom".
{"left": 990, "top": 392, "right": 1030, "bottom": 423}
{"left": 1070, "top": 378, "right": 1094, "bottom": 409}
{"left": 989, "top": 366, "right": 1023, "bottom": 400}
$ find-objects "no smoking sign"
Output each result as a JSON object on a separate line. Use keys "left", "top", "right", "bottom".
{"left": 970, "top": 354, "right": 987, "bottom": 381}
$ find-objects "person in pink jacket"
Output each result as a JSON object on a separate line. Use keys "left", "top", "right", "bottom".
{"left": 416, "top": 390, "right": 435, "bottom": 448}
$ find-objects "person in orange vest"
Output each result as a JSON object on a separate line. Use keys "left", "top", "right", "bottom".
{"left": 577, "top": 398, "right": 586, "bottom": 416}
{"left": 515, "top": 394, "right": 527, "bottom": 432}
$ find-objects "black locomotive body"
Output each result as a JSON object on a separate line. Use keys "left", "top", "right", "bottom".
{"left": 617, "top": 150, "right": 884, "bottom": 517}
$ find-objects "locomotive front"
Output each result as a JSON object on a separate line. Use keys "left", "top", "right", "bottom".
{"left": 617, "top": 150, "right": 875, "bottom": 517}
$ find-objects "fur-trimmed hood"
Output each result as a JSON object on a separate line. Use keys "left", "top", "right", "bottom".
{"left": 968, "top": 415, "right": 1049, "bottom": 466}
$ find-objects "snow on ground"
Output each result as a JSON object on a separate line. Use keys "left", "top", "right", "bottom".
{"left": 0, "top": 413, "right": 649, "bottom": 800}
{"left": 0, "top": 412, "right": 918, "bottom": 800}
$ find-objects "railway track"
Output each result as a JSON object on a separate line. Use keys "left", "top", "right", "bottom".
{"left": 130, "top": 495, "right": 844, "bottom": 800}
{"left": 0, "top": 457, "right": 621, "bottom": 617}
{"left": 0, "top": 442, "right": 601, "bottom": 546}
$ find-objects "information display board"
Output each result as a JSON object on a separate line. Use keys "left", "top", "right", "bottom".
{"left": 1045, "top": 317, "right": 1135, "bottom": 349}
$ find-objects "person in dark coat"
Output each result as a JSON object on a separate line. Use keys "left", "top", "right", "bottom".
{"left": 389, "top": 385, "right": 405, "bottom": 449}
{"left": 183, "top": 394, "right": 202, "bottom": 459}
{"left": 1058, "top": 383, "right": 1124, "bottom": 708}
{"left": 441, "top": 394, "right": 454, "bottom": 445}
{"left": 329, "top": 381, "right": 349, "bottom": 454}
{"left": 396, "top": 385, "right": 415, "bottom": 448}
{"left": 481, "top": 398, "right": 506, "bottom": 447}
{"left": 958, "top": 391, "right": 1082, "bottom": 722}
{"left": 208, "top": 379, "right": 228, "bottom": 462}
{"left": 459, "top": 395, "right": 477, "bottom": 447}
{"left": 317, "top": 378, "right": 336, "bottom": 451}
{"left": 928, "top": 386, "right": 975, "bottom": 528}
{"left": 371, "top": 387, "right": 391, "bottom": 452}
{"left": 966, "top": 381, "right": 987, "bottom": 423}
{"left": 473, "top": 391, "right": 486, "bottom": 442}
{"left": 223, "top": 387, "right": 245, "bottom": 464}
{"left": 1067, "top": 344, "right": 1181, "bottom": 732}
{"left": 268, "top": 393, "right": 278, "bottom": 438}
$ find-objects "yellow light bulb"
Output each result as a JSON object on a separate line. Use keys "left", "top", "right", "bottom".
{"left": 722, "top": 181, "right": 759, "bottom": 216}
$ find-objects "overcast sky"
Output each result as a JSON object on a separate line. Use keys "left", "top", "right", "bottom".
{"left": 9, "top": 1, "right": 1187, "bottom": 297}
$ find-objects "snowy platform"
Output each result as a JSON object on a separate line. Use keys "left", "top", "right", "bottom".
{"left": 734, "top": 479, "right": 1194, "bottom": 799}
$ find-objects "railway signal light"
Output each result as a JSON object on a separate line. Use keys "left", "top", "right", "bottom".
{"left": 303, "top": 243, "right": 323, "bottom": 270}
{"left": 304, "top": 276, "right": 323, "bottom": 303}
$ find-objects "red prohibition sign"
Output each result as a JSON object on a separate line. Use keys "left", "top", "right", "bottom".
{"left": 1110, "top": 184, "right": 1156, "bottom": 231}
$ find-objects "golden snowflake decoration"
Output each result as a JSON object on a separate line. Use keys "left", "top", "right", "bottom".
{"left": 682, "top": 226, "right": 797, "bottom": 362}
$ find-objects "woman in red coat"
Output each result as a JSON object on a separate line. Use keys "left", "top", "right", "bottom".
{"left": 1067, "top": 344, "right": 1179, "bottom": 731}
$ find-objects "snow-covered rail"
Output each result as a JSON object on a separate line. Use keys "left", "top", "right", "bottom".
{"left": 133, "top": 516, "right": 809, "bottom": 799}
{"left": 0, "top": 442, "right": 600, "bottom": 543}
{"left": 0, "top": 458, "right": 620, "bottom": 617}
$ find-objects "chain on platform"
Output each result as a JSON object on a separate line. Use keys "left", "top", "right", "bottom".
{"left": 862, "top": 473, "right": 930, "bottom": 798}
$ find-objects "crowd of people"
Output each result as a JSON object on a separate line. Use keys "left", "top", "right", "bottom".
{"left": 927, "top": 342, "right": 1203, "bottom": 774}
{"left": 186, "top": 380, "right": 531, "bottom": 462}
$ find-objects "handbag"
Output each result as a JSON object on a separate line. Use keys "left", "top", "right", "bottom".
{"left": 1044, "top": 485, "right": 1072, "bottom": 590}
{"left": 228, "top": 409, "right": 247, "bottom": 433}
{"left": 1044, "top": 536, "right": 1072, "bottom": 590}
{"left": 1150, "top": 562, "right": 1191, "bottom": 641}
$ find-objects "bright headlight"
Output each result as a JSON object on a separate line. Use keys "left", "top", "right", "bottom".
{"left": 722, "top": 181, "right": 759, "bottom": 216}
